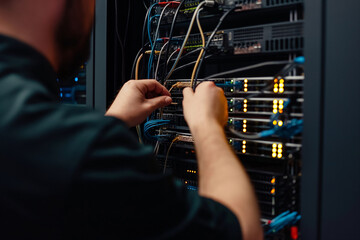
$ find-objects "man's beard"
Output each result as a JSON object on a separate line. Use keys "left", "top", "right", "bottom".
{"left": 55, "top": 0, "right": 92, "bottom": 80}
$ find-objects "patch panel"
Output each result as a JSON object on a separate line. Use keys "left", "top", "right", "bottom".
{"left": 228, "top": 97, "right": 303, "bottom": 116}
{"left": 155, "top": 129, "right": 301, "bottom": 159}
{"left": 165, "top": 76, "right": 304, "bottom": 95}
{"left": 229, "top": 138, "right": 301, "bottom": 159}
{"left": 162, "top": 96, "right": 303, "bottom": 117}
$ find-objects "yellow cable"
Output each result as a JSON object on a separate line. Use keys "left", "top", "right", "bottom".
{"left": 134, "top": 53, "right": 145, "bottom": 143}
{"left": 163, "top": 136, "right": 180, "bottom": 174}
{"left": 190, "top": 9, "right": 205, "bottom": 88}
{"left": 135, "top": 51, "right": 161, "bottom": 80}
{"left": 135, "top": 54, "right": 144, "bottom": 80}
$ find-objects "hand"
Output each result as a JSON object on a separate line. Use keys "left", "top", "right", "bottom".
{"left": 106, "top": 80, "right": 172, "bottom": 127}
{"left": 182, "top": 82, "right": 228, "bottom": 131}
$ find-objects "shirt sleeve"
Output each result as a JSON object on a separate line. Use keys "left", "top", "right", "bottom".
{"left": 67, "top": 117, "right": 242, "bottom": 240}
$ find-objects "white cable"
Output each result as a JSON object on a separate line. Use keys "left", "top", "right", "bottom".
{"left": 155, "top": 41, "right": 169, "bottom": 80}
{"left": 167, "top": 49, "right": 179, "bottom": 65}
{"left": 164, "top": 1, "right": 206, "bottom": 82}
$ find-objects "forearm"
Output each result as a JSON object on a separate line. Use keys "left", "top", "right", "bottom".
{"left": 192, "top": 121, "right": 263, "bottom": 240}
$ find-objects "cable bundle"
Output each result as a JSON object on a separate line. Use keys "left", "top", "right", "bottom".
{"left": 264, "top": 211, "right": 301, "bottom": 235}
{"left": 144, "top": 119, "right": 171, "bottom": 141}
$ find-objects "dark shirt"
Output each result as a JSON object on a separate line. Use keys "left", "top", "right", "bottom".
{"left": 0, "top": 35, "right": 242, "bottom": 240}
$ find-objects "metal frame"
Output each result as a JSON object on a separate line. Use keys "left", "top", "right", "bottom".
{"left": 89, "top": 0, "right": 360, "bottom": 238}
{"left": 302, "top": 0, "right": 360, "bottom": 239}
{"left": 86, "top": 0, "right": 108, "bottom": 113}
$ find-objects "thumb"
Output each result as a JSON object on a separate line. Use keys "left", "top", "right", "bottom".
{"left": 146, "top": 96, "right": 172, "bottom": 110}
{"left": 182, "top": 87, "right": 194, "bottom": 99}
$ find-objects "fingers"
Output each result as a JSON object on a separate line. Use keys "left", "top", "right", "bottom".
{"left": 182, "top": 87, "right": 194, "bottom": 99}
{"left": 146, "top": 95, "right": 172, "bottom": 110}
{"left": 138, "top": 79, "right": 171, "bottom": 97}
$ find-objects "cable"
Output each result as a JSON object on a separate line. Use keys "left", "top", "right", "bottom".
{"left": 135, "top": 54, "right": 144, "bottom": 80}
{"left": 227, "top": 126, "right": 262, "bottom": 140}
{"left": 163, "top": 137, "right": 180, "bottom": 174}
{"left": 167, "top": 49, "right": 179, "bottom": 65}
{"left": 135, "top": 51, "right": 144, "bottom": 144}
{"left": 171, "top": 54, "right": 213, "bottom": 75}
{"left": 193, "top": 6, "right": 238, "bottom": 89}
{"left": 164, "top": 1, "right": 207, "bottom": 82}
{"left": 166, "top": 48, "right": 201, "bottom": 66}
{"left": 114, "top": 0, "right": 126, "bottom": 84}
{"left": 131, "top": 47, "right": 144, "bottom": 79}
{"left": 147, "top": 3, "right": 159, "bottom": 49}
{"left": 148, "top": 3, "right": 172, "bottom": 78}
{"left": 142, "top": 7, "right": 151, "bottom": 49}
{"left": 204, "top": 61, "right": 290, "bottom": 80}
{"left": 162, "top": 0, "right": 186, "bottom": 82}
{"left": 190, "top": 8, "right": 205, "bottom": 88}
{"left": 155, "top": 42, "right": 169, "bottom": 80}
{"left": 143, "top": 0, "right": 149, "bottom": 10}
{"left": 124, "top": 0, "right": 131, "bottom": 48}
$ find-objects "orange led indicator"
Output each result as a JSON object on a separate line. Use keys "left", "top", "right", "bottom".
{"left": 271, "top": 178, "right": 276, "bottom": 184}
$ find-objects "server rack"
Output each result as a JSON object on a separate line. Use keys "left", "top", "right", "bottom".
{"left": 85, "top": 0, "right": 360, "bottom": 239}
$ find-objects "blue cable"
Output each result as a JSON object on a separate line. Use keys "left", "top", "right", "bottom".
{"left": 266, "top": 211, "right": 301, "bottom": 234}
{"left": 294, "top": 56, "right": 305, "bottom": 65}
{"left": 147, "top": 3, "right": 159, "bottom": 49}
{"left": 144, "top": 119, "right": 171, "bottom": 141}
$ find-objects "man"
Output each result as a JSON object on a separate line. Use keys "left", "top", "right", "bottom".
{"left": 0, "top": 0, "right": 263, "bottom": 239}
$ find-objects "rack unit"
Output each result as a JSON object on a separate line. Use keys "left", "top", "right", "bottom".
{"left": 88, "top": 0, "right": 360, "bottom": 239}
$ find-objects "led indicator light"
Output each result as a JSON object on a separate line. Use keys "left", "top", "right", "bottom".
{"left": 271, "top": 178, "right": 276, "bottom": 184}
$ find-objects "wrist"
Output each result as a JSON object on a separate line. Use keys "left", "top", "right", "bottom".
{"left": 190, "top": 120, "right": 225, "bottom": 142}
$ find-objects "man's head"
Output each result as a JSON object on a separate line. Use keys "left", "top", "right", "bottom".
{"left": 56, "top": 0, "right": 95, "bottom": 78}
{"left": 0, "top": 0, "right": 95, "bottom": 77}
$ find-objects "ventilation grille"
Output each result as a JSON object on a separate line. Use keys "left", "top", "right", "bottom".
{"left": 272, "top": 22, "right": 303, "bottom": 38}
{"left": 234, "top": 27, "right": 264, "bottom": 41}
{"left": 265, "top": 0, "right": 302, "bottom": 7}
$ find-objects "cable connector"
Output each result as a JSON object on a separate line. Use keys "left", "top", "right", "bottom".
{"left": 177, "top": 135, "right": 195, "bottom": 143}
{"left": 204, "top": 0, "right": 216, "bottom": 7}
{"left": 156, "top": 37, "right": 169, "bottom": 43}
{"left": 158, "top": 1, "right": 181, "bottom": 8}
{"left": 169, "top": 81, "right": 191, "bottom": 92}
{"left": 145, "top": 50, "right": 161, "bottom": 55}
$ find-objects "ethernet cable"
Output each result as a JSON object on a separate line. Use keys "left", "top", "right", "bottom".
{"left": 205, "top": 61, "right": 290, "bottom": 80}
{"left": 164, "top": 1, "right": 207, "bottom": 82}
{"left": 148, "top": 3, "right": 172, "bottom": 78}
{"left": 264, "top": 211, "right": 301, "bottom": 235}
{"left": 135, "top": 50, "right": 161, "bottom": 80}
{"left": 147, "top": 3, "right": 159, "bottom": 49}
{"left": 167, "top": 48, "right": 201, "bottom": 66}
{"left": 193, "top": 6, "right": 238, "bottom": 89}
{"left": 155, "top": 41, "right": 169, "bottom": 80}
{"left": 133, "top": 49, "right": 161, "bottom": 144}
{"left": 166, "top": 49, "right": 180, "bottom": 66}
{"left": 162, "top": 0, "right": 186, "bottom": 81}
{"left": 190, "top": 8, "right": 205, "bottom": 88}
{"left": 163, "top": 136, "right": 180, "bottom": 174}
{"left": 144, "top": 119, "right": 171, "bottom": 141}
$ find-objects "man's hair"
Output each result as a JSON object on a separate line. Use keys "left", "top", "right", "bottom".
{"left": 56, "top": 0, "right": 92, "bottom": 79}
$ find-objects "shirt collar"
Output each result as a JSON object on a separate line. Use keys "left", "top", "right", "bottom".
{"left": 0, "top": 34, "right": 59, "bottom": 96}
